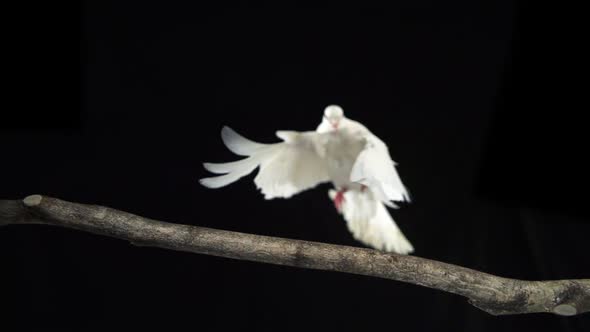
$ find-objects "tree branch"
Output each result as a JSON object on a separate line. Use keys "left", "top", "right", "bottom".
{"left": 1, "top": 195, "right": 588, "bottom": 316}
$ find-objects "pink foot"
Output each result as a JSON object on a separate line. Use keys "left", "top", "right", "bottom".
{"left": 333, "top": 188, "right": 347, "bottom": 212}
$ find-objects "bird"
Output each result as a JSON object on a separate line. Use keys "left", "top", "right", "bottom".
{"left": 200, "top": 105, "right": 414, "bottom": 254}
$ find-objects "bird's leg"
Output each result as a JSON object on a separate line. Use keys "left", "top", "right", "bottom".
{"left": 334, "top": 187, "right": 348, "bottom": 212}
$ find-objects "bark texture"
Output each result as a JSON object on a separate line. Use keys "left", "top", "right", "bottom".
{"left": 1, "top": 195, "right": 588, "bottom": 316}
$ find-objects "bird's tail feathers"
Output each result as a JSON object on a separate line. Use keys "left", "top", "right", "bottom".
{"left": 329, "top": 189, "right": 414, "bottom": 254}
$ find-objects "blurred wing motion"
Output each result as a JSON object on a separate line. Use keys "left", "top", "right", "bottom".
{"left": 200, "top": 126, "right": 330, "bottom": 199}
{"left": 350, "top": 132, "right": 410, "bottom": 208}
{"left": 329, "top": 189, "right": 414, "bottom": 254}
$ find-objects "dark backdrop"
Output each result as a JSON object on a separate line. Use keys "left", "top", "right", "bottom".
{"left": 2, "top": 1, "right": 589, "bottom": 331}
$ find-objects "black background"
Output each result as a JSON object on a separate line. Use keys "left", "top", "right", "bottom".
{"left": 2, "top": 1, "right": 589, "bottom": 331}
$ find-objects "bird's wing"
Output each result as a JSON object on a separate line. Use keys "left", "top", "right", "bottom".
{"left": 254, "top": 130, "right": 330, "bottom": 199}
{"left": 350, "top": 131, "right": 410, "bottom": 207}
{"left": 200, "top": 126, "right": 330, "bottom": 199}
{"left": 329, "top": 189, "right": 414, "bottom": 254}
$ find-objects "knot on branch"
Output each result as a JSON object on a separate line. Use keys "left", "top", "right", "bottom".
{"left": 551, "top": 281, "right": 590, "bottom": 316}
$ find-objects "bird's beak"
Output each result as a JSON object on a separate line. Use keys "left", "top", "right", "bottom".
{"left": 324, "top": 116, "right": 339, "bottom": 129}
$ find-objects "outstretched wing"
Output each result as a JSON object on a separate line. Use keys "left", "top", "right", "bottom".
{"left": 254, "top": 130, "right": 330, "bottom": 199}
{"left": 200, "top": 126, "right": 330, "bottom": 199}
{"left": 350, "top": 132, "right": 410, "bottom": 208}
{"left": 329, "top": 189, "right": 414, "bottom": 254}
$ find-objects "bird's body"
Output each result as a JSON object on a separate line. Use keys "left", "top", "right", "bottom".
{"left": 200, "top": 105, "right": 414, "bottom": 254}
{"left": 318, "top": 120, "right": 366, "bottom": 190}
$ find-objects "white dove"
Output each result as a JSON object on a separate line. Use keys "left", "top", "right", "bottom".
{"left": 200, "top": 105, "right": 414, "bottom": 254}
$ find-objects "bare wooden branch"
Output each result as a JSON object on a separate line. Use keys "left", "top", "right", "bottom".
{"left": 1, "top": 195, "right": 588, "bottom": 316}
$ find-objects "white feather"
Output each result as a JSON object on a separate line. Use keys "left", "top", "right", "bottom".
{"left": 254, "top": 131, "right": 330, "bottom": 198}
{"left": 221, "top": 126, "right": 268, "bottom": 156}
{"left": 203, "top": 156, "right": 261, "bottom": 174}
{"left": 350, "top": 132, "right": 410, "bottom": 205}
{"left": 200, "top": 127, "right": 330, "bottom": 199}
{"left": 329, "top": 189, "right": 414, "bottom": 254}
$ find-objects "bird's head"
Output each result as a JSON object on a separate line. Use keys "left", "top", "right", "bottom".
{"left": 323, "top": 105, "right": 344, "bottom": 130}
